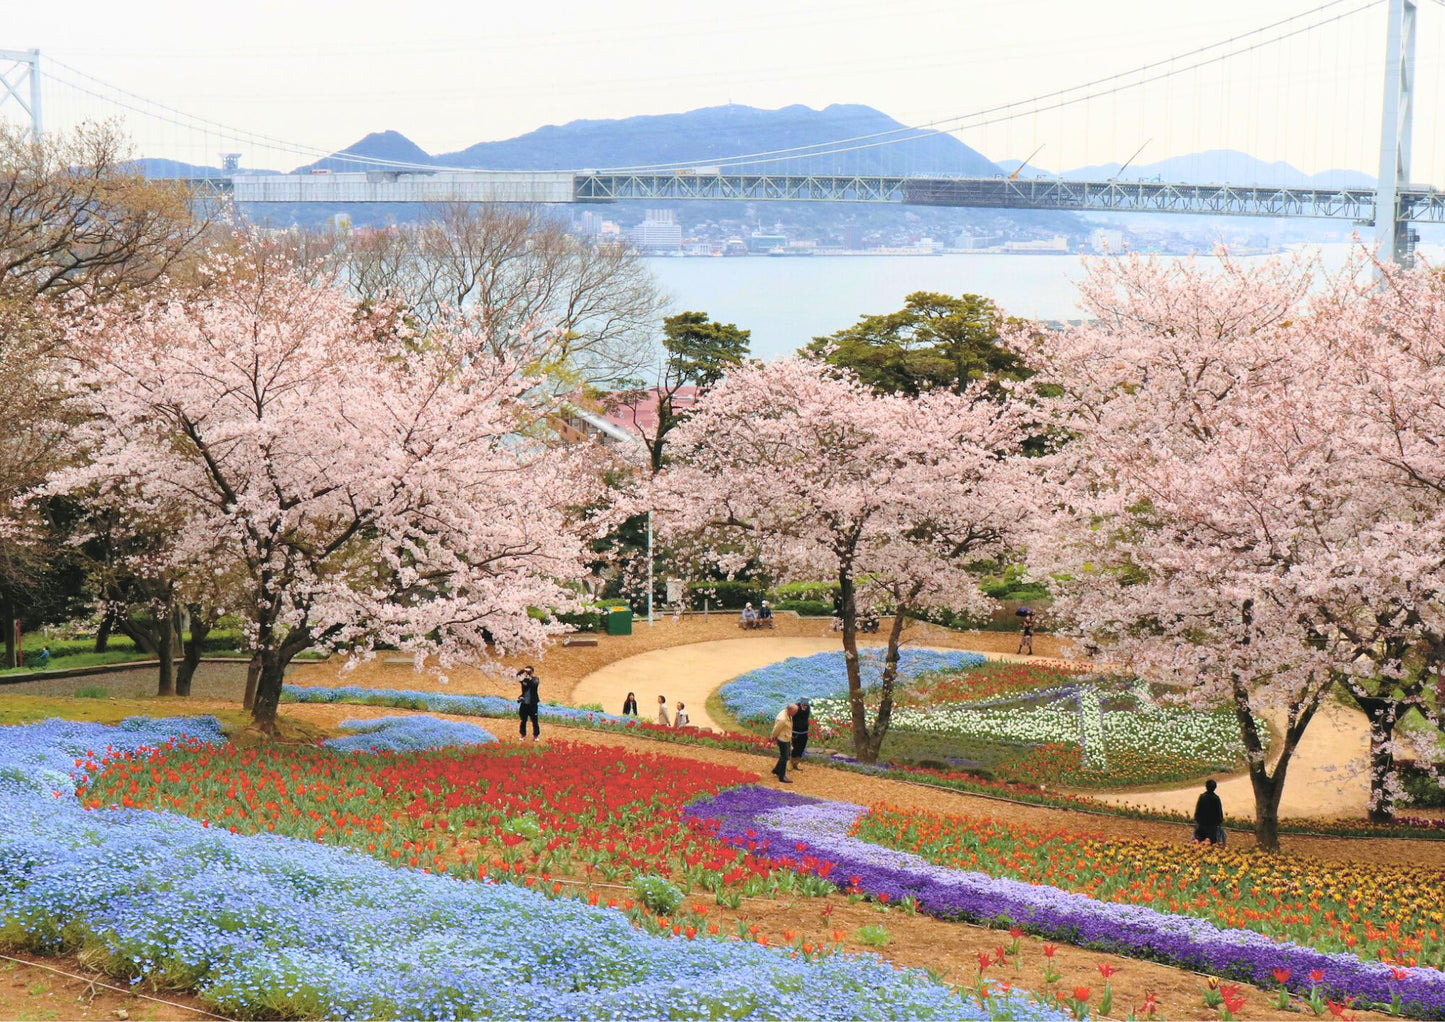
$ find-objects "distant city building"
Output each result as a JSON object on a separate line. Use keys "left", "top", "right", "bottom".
{"left": 843, "top": 224, "right": 864, "bottom": 249}
{"left": 578, "top": 211, "right": 604, "bottom": 237}
{"left": 748, "top": 232, "right": 788, "bottom": 254}
{"left": 630, "top": 210, "right": 682, "bottom": 252}
{"left": 1003, "top": 235, "right": 1070, "bottom": 253}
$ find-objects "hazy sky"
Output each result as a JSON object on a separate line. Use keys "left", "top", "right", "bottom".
{"left": 7, "top": 0, "right": 1444, "bottom": 179}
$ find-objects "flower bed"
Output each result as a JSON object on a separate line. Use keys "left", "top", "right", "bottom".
{"left": 685, "top": 787, "right": 1445, "bottom": 1018}
{"left": 80, "top": 734, "right": 803, "bottom": 897}
{"left": 1, "top": 716, "right": 1064, "bottom": 1020}
{"left": 855, "top": 805, "right": 1445, "bottom": 969}
{"left": 719, "top": 650, "right": 987, "bottom": 724}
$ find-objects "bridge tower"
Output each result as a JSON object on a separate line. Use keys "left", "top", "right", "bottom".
{"left": 1376, "top": 0, "right": 1418, "bottom": 266}
{"left": 0, "top": 49, "right": 41, "bottom": 139}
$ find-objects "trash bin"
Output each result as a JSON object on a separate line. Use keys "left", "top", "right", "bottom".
{"left": 606, "top": 607, "right": 633, "bottom": 636}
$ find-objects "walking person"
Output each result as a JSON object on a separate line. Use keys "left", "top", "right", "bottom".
{"left": 770, "top": 703, "right": 798, "bottom": 783}
{"left": 1193, "top": 778, "right": 1226, "bottom": 845}
{"left": 622, "top": 691, "right": 638, "bottom": 716}
{"left": 1017, "top": 608, "right": 1035, "bottom": 656}
{"left": 674, "top": 701, "right": 690, "bottom": 728}
{"left": 517, "top": 666, "right": 541, "bottom": 742}
{"left": 789, "top": 698, "right": 811, "bottom": 771}
{"left": 657, "top": 694, "right": 671, "bottom": 726}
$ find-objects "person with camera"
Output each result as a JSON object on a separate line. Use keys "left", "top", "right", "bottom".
{"left": 517, "top": 666, "right": 541, "bottom": 742}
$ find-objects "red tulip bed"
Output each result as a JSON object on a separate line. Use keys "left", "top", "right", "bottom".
{"left": 78, "top": 737, "right": 836, "bottom": 901}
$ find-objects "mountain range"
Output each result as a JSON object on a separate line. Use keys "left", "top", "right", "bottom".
{"left": 137, "top": 103, "right": 1376, "bottom": 191}
{"left": 295, "top": 104, "right": 1002, "bottom": 178}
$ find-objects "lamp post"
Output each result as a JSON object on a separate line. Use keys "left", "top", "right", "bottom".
{"left": 646, "top": 510, "right": 654, "bottom": 626}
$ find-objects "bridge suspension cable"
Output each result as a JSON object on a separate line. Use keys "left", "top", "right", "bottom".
{"left": 591, "top": 0, "right": 1386, "bottom": 173}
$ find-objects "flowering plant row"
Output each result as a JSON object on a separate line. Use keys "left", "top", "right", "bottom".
{"left": 322, "top": 714, "right": 498, "bottom": 752}
{"left": 719, "top": 650, "right": 986, "bottom": 724}
{"left": 854, "top": 805, "right": 1445, "bottom": 969}
{"left": 1, "top": 716, "right": 1063, "bottom": 1020}
{"left": 685, "top": 786, "right": 1445, "bottom": 1019}
{"left": 282, "top": 683, "right": 775, "bottom": 754}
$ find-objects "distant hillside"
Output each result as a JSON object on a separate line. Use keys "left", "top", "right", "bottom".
{"left": 305, "top": 129, "right": 436, "bottom": 173}
{"left": 1000, "top": 149, "right": 1374, "bottom": 188}
{"left": 297, "top": 104, "right": 1002, "bottom": 177}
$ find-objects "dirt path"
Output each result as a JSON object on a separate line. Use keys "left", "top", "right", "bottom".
{"left": 286, "top": 613, "right": 1073, "bottom": 705}
{"left": 568, "top": 636, "right": 1048, "bottom": 729}
{"left": 1097, "top": 701, "right": 1372, "bottom": 820}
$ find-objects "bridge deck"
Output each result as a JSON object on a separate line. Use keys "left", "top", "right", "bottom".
{"left": 184, "top": 171, "right": 1445, "bottom": 224}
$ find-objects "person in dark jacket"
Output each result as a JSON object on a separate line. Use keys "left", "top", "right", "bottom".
{"left": 1193, "top": 778, "right": 1225, "bottom": 844}
{"left": 790, "top": 698, "right": 812, "bottom": 771}
{"left": 517, "top": 666, "right": 541, "bottom": 742}
{"left": 622, "top": 691, "right": 639, "bottom": 716}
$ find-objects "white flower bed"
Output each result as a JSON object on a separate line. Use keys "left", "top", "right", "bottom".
{"left": 811, "top": 690, "right": 1248, "bottom": 765}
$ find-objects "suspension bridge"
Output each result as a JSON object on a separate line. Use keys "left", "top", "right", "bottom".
{"left": 1, "top": 0, "right": 1440, "bottom": 263}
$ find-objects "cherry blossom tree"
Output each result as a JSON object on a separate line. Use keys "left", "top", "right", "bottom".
{"left": 657, "top": 357, "right": 1032, "bottom": 762}
{"left": 1314, "top": 258, "right": 1445, "bottom": 819}
{"left": 1019, "top": 251, "right": 1411, "bottom": 849}
{"left": 45, "top": 242, "right": 601, "bottom": 730}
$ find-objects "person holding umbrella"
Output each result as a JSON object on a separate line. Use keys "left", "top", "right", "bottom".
{"left": 1016, "top": 606, "right": 1035, "bottom": 656}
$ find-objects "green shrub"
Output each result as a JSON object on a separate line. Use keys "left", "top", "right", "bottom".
{"left": 629, "top": 874, "right": 683, "bottom": 914}
{"left": 771, "top": 581, "right": 839, "bottom": 603}
{"left": 74, "top": 685, "right": 110, "bottom": 699}
{"left": 686, "top": 580, "right": 763, "bottom": 610}
{"left": 556, "top": 610, "right": 602, "bottom": 632}
{"left": 774, "top": 600, "right": 833, "bottom": 617}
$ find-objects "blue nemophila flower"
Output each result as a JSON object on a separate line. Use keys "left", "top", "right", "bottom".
{"left": 720, "top": 650, "right": 986, "bottom": 723}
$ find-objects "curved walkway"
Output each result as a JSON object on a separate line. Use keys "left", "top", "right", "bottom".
{"left": 569, "top": 636, "right": 1038, "bottom": 730}
{"left": 571, "top": 637, "right": 1376, "bottom": 821}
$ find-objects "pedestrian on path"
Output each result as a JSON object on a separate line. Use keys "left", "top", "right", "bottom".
{"left": 1016, "top": 608, "right": 1035, "bottom": 656}
{"left": 517, "top": 666, "right": 541, "bottom": 742}
{"left": 674, "top": 701, "right": 690, "bottom": 728}
{"left": 771, "top": 703, "right": 798, "bottom": 783}
{"left": 1193, "top": 778, "right": 1226, "bottom": 845}
{"left": 622, "top": 691, "right": 638, "bottom": 716}
{"left": 790, "top": 698, "right": 811, "bottom": 771}
{"left": 657, "top": 695, "right": 671, "bottom": 727}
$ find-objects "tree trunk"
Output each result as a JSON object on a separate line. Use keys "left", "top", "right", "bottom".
{"left": 1249, "top": 768, "right": 1286, "bottom": 853}
{"left": 1231, "top": 671, "right": 1325, "bottom": 853}
{"left": 93, "top": 604, "right": 117, "bottom": 653}
{"left": 242, "top": 651, "right": 262, "bottom": 711}
{"left": 251, "top": 653, "right": 287, "bottom": 733}
{"left": 175, "top": 611, "right": 210, "bottom": 698}
{"left": 1357, "top": 697, "right": 1401, "bottom": 823}
{"left": 2, "top": 595, "right": 14, "bottom": 669}
{"left": 154, "top": 597, "right": 175, "bottom": 697}
{"left": 250, "top": 629, "right": 311, "bottom": 732}
{"left": 839, "top": 568, "right": 874, "bottom": 761}
{"left": 861, "top": 607, "right": 909, "bottom": 763}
